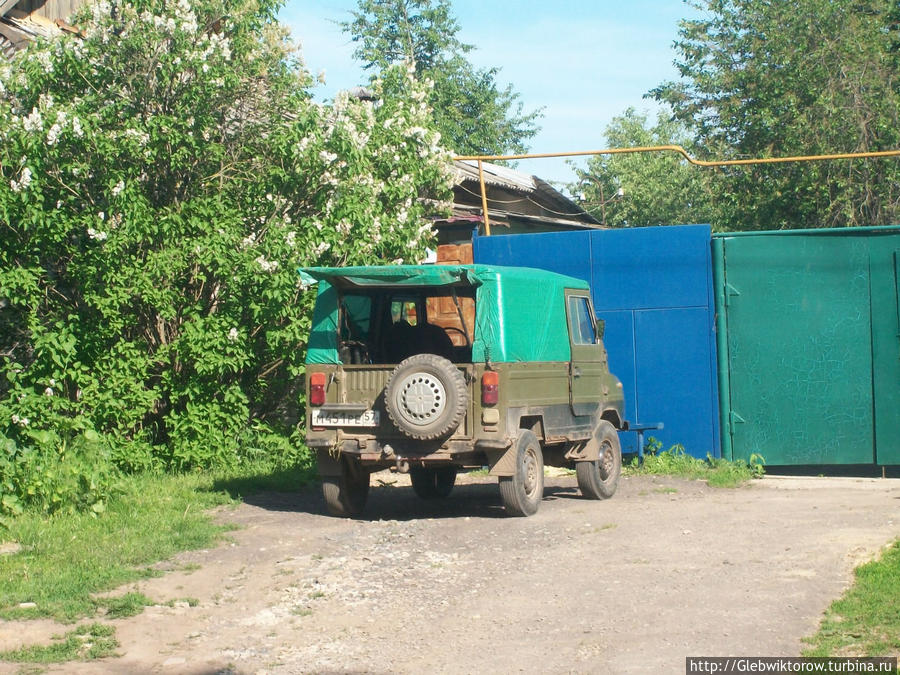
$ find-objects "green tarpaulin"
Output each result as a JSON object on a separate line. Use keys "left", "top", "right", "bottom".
{"left": 300, "top": 264, "right": 587, "bottom": 364}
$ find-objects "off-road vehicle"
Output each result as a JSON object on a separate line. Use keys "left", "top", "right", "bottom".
{"left": 300, "top": 264, "right": 625, "bottom": 517}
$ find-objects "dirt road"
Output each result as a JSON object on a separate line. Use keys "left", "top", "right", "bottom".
{"left": 2, "top": 473, "right": 898, "bottom": 674}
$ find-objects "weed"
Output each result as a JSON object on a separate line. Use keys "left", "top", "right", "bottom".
{"left": 803, "top": 540, "right": 900, "bottom": 657}
{"left": 98, "top": 592, "right": 153, "bottom": 619}
{"left": 626, "top": 438, "right": 765, "bottom": 488}
{"left": 654, "top": 487, "right": 678, "bottom": 494}
{"left": 0, "top": 623, "right": 117, "bottom": 663}
{"left": 468, "top": 468, "right": 490, "bottom": 477}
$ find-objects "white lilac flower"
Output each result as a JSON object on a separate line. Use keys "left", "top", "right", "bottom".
{"left": 23, "top": 109, "right": 43, "bottom": 133}
{"left": 87, "top": 227, "right": 108, "bottom": 241}
{"left": 47, "top": 123, "right": 62, "bottom": 145}
{"left": 227, "top": 327, "right": 239, "bottom": 343}
{"left": 10, "top": 167, "right": 32, "bottom": 192}
{"left": 256, "top": 256, "right": 279, "bottom": 272}
{"left": 319, "top": 150, "right": 337, "bottom": 164}
{"left": 72, "top": 117, "right": 83, "bottom": 137}
{"left": 44, "top": 387, "right": 54, "bottom": 396}
{"left": 111, "top": 180, "right": 125, "bottom": 196}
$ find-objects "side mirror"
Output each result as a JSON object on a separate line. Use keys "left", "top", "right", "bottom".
{"left": 596, "top": 318, "right": 605, "bottom": 341}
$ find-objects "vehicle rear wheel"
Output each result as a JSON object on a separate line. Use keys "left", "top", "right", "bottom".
{"left": 409, "top": 466, "right": 457, "bottom": 499}
{"left": 576, "top": 420, "right": 621, "bottom": 499}
{"left": 321, "top": 458, "right": 370, "bottom": 517}
{"left": 499, "top": 430, "right": 544, "bottom": 516}
{"left": 384, "top": 354, "right": 468, "bottom": 440}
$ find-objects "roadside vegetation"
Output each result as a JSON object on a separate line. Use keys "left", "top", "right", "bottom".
{"left": 803, "top": 540, "right": 900, "bottom": 659}
{"left": 0, "top": 461, "right": 313, "bottom": 624}
{"left": 625, "top": 438, "right": 765, "bottom": 488}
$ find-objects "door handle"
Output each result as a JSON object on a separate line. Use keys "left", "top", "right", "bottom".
{"left": 573, "top": 367, "right": 582, "bottom": 378}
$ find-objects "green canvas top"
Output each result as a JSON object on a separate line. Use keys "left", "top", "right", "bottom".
{"left": 300, "top": 264, "right": 588, "bottom": 364}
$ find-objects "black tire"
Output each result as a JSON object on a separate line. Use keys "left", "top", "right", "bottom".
{"left": 576, "top": 420, "right": 622, "bottom": 499}
{"left": 384, "top": 354, "right": 467, "bottom": 440}
{"left": 409, "top": 466, "right": 457, "bottom": 499}
{"left": 499, "top": 430, "right": 544, "bottom": 517}
{"left": 321, "top": 458, "right": 370, "bottom": 517}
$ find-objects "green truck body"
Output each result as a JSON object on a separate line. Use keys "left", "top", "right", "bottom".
{"left": 301, "top": 264, "right": 626, "bottom": 517}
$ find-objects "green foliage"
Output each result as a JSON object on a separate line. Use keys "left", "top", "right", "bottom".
{"left": 343, "top": 0, "right": 541, "bottom": 155}
{"left": 0, "top": 0, "right": 453, "bottom": 515}
{"left": 0, "top": 623, "right": 117, "bottom": 663}
{"left": 804, "top": 539, "right": 900, "bottom": 657}
{"left": 0, "top": 428, "right": 118, "bottom": 521}
{"left": 573, "top": 108, "right": 715, "bottom": 227}
{"left": 627, "top": 437, "right": 764, "bottom": 488}
{"left": 651, "top": 0, "right": 900, "bottom": 230}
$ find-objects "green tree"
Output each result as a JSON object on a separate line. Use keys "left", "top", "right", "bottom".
{"left": 652, "top": 0, "right": 900, "bottom": 230}
{"left": 343, "top": 0, "right": 541, "bottom": 156}
{"left": 573, "top": 108, "right": 714, "bottom": 228}
{"left": 0, "top": 0, "right": 452, "bottom": 513}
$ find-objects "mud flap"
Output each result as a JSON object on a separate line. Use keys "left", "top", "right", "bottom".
{"left": 484, "top": 444, "right": 517, "bottom": 477}
{"left": 565, "top": 416, "right": 605, "bottom": 463}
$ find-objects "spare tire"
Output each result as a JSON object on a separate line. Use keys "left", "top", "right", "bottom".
{"left": 385, "top": 354, "right": 467, "bottom": 440}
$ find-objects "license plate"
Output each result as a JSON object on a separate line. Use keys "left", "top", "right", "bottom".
{"left": 311, "top": 408, "right": 380, "bottom": 427}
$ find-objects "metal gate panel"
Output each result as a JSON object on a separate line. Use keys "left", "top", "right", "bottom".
{"left": 720, "top": 235, "right": 874, "bottom": 465}
{"left": 871, "top": 246, "right": 900, "bottom": 464}
{"left": 590, "top": 225, "right": 712, "bottom": 310}
{"left": 475, "top": 225, "right": 720, "bottom": 459}
{"left": 472, "top": 230, "right": 593, "bottom": 282}
{"left": 596, "top": 310, "right": 640, "bottom": 455}
{"left": 634, "top": 308, "right": 719, "bottom": 456}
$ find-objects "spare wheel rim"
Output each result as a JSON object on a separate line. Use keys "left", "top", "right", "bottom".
{"left": 396, "top": 371, "right": 447, "bottom": 426}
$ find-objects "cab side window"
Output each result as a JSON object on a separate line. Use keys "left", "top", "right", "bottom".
{"left": 568, "top": 296, "right": 597, "bottom": 345}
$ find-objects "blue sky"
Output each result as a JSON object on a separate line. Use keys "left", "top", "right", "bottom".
{"left": 279, "top": 1, "right": 699, "bottom": 185}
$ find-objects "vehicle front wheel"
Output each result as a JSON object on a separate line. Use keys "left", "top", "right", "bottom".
{"left": 321, "top": 458, "right": 370, "bottom": 517}
{"left": 409, "top": 466, "right": 457, "bottom": 499}
{"left": 499, "top": 430, "right": 544, "bottom": 516}
{"left": 576, "top": 420, "right": 621, "bottom": 499}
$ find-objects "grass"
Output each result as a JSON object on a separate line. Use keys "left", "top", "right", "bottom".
{"left": 803, "top": 539, "right": 900, "bottom": 658}
{"left": 0, "top": 460, "right": 314, "bottom": 623}
{"left": 625, "top": 440, "right": 765, "bottom": 488}
{"left": 0, "top": 623, "right": 118, "bottom": 663}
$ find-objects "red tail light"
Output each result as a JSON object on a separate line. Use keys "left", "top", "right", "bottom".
{"left": 482, "top": 371, "right": 499, "bottom": 406}
{"left": 309, "top": 372, "right": 326, "bottom": 406}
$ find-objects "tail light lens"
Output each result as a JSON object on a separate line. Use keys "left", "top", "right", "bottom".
{"left": 309, "top": 372, "right": 326, "bottom": 406}
{"left": 482, "top": 371, "right": 499, "bottom": 406}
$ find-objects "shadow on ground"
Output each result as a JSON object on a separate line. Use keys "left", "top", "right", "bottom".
{"left": 223, "top": 475, "right": 585, "bottom": 522}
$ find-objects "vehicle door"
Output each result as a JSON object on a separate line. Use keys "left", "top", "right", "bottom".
{"left": 566, "top": 291, "right": 607, "bottom": 417}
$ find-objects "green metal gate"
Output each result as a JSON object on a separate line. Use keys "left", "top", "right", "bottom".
{"left": 713, "top": 228, "right": 900, "bottom": 466}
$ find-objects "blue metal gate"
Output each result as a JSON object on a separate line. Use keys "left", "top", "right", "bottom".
{"left": 473, "top": 225, "right": 720, "bottom": 458}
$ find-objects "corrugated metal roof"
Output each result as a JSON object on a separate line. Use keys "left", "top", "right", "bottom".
{"left": 454, "top": 160, "right": 537, "bottom": 193}
{"left": 453, "top": 159, "right": 600, "bottom": 226}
